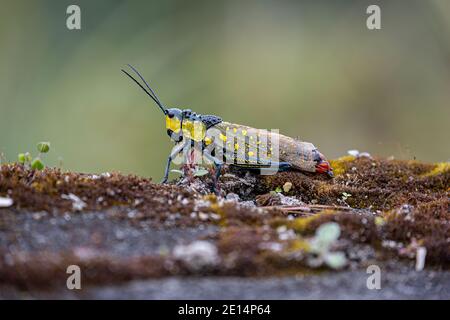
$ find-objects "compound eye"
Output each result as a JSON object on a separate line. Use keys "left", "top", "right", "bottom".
{"left": 168, "top": 112, "right": 174, "bottom": 118}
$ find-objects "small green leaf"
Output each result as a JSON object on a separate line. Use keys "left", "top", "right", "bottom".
{"left": 324, "top": 252, "right": 347, "bottom": 269}
{"left": 37, "top": 142, "right": 50, "bottom": 153}
{"left": 31, "top": 158, "right": 44, "bottom": 170}
{"left": 275, "top": 186, "right": 282, "bottom": 193}
{"left": 341, "top": 192, "right": 352, "bottom": 200}
{"left": 316, "top": 222, "right": 341, "bottom": 244}
{"left": 18, "top": 152, "right": 32, "bottom": 164}
{"left": 193, "top": 168, "right": 209, "bottom": 177}
{"left": 170, "top": 169, "right": 183, "bottom": 175}
{"left": 18, "top": 153, "right": 26, "bottom": 164}
{"left": 309, "top": 238, "right": 327, "bottom": 254}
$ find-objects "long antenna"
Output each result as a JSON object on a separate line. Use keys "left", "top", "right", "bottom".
{"left": 121, "top": 67, "right": 167, "bottom": 114}
{"left": 127, "top": 64, "right": 163, "bottom": 106}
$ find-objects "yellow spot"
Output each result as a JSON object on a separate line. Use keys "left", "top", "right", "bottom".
{"left": 165, "top": 116, "right": 181, "bottom": 133}
{"left": 233, "top": 128, "right": 237, "bottom": 133}
{"left": 226, "top": 126, "right": 230, "bottom": 131}
{"left": 257, "top": 141, "right": 261, "bottom": 145}
{"left": 250, "top": 136, "right": 253, "bottom": 140}
{"left": 204, "top": 137, "right": 212, "bottom": 145}
{"left": 234, "top": 143, "right": 239, "bottom": 150}
{"left": 248, "top": 151, "right": 254, "bottom": 157}
{"left": 242, "top": 130, "right": 247, "bottom": 136}
{"left": 182, "top": 120, "right": 205, "bottom": 141}
{"left": 219, "top": 133, "right": 227, "bottom": 142}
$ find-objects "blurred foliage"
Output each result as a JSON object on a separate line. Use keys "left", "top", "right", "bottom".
{"left": 0, "top": 0, "right": 449, "bottom": 180}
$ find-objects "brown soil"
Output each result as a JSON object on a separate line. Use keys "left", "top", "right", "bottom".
{"left": 0, "top": 156, "right": 448, "bottom": 290}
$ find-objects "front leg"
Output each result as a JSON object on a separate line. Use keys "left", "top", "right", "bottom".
{"left": 161, "top": 142, "right": 187, "bottom": 183}
{"left": 161, "top": 157, "right": 172, "bottom": 184}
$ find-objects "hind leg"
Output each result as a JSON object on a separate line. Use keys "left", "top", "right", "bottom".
{"left": 259, "top": 161, "right": 293, "bottom": 175}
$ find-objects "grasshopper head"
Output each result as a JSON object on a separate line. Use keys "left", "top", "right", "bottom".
{"left": 314, "top": 150, "right": 334, "bottom": 178}
{"left": 165, "top": 108, "right": 183, "bottom": 142}
{"left": 121, "top": 65, "right": 186, "bottom": 143}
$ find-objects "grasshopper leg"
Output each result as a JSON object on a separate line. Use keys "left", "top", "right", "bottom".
{"left": 161, "top": 156, "right": 172, "bottom": 183}
{"left": 203, "top": 151, "right": 223, "bottom": 194}
{"left": 161, "top": 141, "right": 187, "bottom": 184}
{"left": 213, "top": 162, "right": 223, "bottom": 194}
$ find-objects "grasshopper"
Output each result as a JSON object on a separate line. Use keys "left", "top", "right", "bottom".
{"left": 122, "top": 65, "right": 333, "bottom": 192}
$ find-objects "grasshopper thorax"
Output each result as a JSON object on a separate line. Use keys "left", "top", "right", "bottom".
{"left": 166, "top": 108, "right": 222, "bottom": 143}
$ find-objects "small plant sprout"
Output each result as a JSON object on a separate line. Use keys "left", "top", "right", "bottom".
{"left": 18, "top": 152, "right": 32, "bottom": 165}
{"left": 31, "top": 158, "right": 44, "bottom": 170}
{"left": 193, "top": 167, "right": 209, "bottom": 177}
{"left": 170, "top": 169, "right": 184, "bottom": 176}
{"left": 308, "top": 222, "right": 347, "bottom": 269}
{"left": 341, "top": 192, "right": 352, "bottom": 201}
{"left": 37, "top": 142, "right": 50, "bottom": 153}
{"left": 171, "top": 166, "right": 209, "bottom": 178}
{"left": 17, "top": 142, "right": 51, "bottom": 170}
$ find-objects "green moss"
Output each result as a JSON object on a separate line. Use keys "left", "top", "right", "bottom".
{"left": 329, "top": 155, "right": 355, "bottom": 176}
{"left": 287, "top": 210, "right": 336, "bottom": 234}
{"left": 288, "top": 238, "right": 311, "bottom": 252}
{"left": 421, "top": 162, "right": 450, "bottom": 177}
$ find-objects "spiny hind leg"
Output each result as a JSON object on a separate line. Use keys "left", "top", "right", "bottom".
{"left": 229, "top": 161, "right": 293, "bottom": 175}
{"left": 270, "top": 162, "right": 293, "bottom": 172}
{"left": 257, "top": 161, "right": 293, "bottom": 175}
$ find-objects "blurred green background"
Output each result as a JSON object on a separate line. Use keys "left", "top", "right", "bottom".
{"left": 1, "top": 0, "right": 449, "bottom": 180}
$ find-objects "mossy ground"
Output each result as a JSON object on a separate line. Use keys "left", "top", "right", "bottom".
{"left": 0, "top": 156, "right": 448, "bottom": 290}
